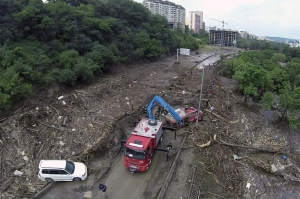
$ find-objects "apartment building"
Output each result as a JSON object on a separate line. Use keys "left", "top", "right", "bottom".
{"left": 186, "top": 11, "right": 203, "bottom": 33}
{"left": 143, "top": 0, "right": 186, "bottom": 31}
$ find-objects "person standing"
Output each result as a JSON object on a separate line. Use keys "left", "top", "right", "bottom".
{"left": 99, "top": 184, "right": 108, "bottom": 199}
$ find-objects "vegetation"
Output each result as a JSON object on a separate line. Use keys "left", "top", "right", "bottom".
{"left": 223, "top": 39, "right": 300, "bottom": 128}
{"left": 0, "top": 0, "right": 208, "bottom": 110}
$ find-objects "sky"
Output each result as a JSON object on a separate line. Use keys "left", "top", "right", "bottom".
{"left": 133, "top": 0, "right": 300, "bottom": 39}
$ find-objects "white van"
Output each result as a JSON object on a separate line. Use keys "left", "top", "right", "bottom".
{"left": 38, "top": 160, "right": 87, "bottom": 182}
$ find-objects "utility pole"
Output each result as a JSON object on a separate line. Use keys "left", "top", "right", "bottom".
{"left": 196, "top": 63, "right": 204, "bottom": 126}
{"left": 176, "top": 48, "right": 179, "bottom": 63}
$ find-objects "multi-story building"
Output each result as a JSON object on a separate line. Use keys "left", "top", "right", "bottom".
{"left": 209, "top": 30, "right": 238, "bottom": 47}
{"left": 186, "top": 11, "right": 203, "bottom": 33}
{"left": 143, "top": 0, "right": 185, "bottom": 31}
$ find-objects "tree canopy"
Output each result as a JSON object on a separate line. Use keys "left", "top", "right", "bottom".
{"left": 0, "top": 0, "right": 207, "bottom": 110}
{"left": 223, "top": 42, "right": 300, "bottom": 129}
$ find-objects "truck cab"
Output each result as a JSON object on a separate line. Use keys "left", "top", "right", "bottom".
{"left": 123, "top": 118, "right": 163, "bottom": 173}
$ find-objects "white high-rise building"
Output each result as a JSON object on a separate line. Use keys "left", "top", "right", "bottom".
{"left": 143, "top": 0, "right": 186, "bottom": 31}
{"left": 186, "top": 11, "right": 203, "bottom": 33}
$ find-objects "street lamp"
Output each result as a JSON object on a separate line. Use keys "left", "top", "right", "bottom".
{"left": 196, "top": 62, "right": 204, "bottom": 126}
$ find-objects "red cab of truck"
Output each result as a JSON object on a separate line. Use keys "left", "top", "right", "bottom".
{"left": 123, "top": 118, "right": 163, "bottom": 173}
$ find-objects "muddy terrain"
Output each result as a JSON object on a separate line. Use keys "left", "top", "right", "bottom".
{"left": 0, "top": 46, "right": 299, "bottom": 199}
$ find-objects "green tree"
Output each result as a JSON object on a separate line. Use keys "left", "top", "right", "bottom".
{"left": 261, "top": 91, "right": 275, "bottom": 110}
{"left": 271, "top": 53, "right": 286, "bottom": 62}
{"left": 278, "top": 87, "right": 300, "bottom": 128}
{"left": 269, "top": 67, "right": 289, "bottom": 93}
{"left": 291, "top": 57, "right": 300, "bottom": 64}
{"left": 285, "top": 62, "right": 300, "bottom": 89}
{"left": 224, "top": 58, "right": 244, "bottom": 77}
{"left": 0, "top": 67, "right": 32, "bottom": 108}
{"left": 233, "top": 63, "right": 271, "bottom": 104}
{"left": 58, "top": 50, "right": 79, "bottom": 69}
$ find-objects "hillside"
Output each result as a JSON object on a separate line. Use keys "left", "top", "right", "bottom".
{"left": 0, "top": 0, "right": 207, "bottom": 111}
{"left": 265, "top": 36, "right": 298, "bottom": 43}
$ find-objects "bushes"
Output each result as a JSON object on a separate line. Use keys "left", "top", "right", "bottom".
{"left": 0, "top": 67, "right": 32, "bottom": 109}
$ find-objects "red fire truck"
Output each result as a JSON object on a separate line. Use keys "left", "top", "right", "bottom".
{"left": 123, "top": 118, "right": 164, "bottom": 173}
{"left": 122, "top": 95, "right": 203, "bottom": 173}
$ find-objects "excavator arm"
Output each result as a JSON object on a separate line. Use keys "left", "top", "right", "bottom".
{"left": 147, "top": 95, "right": 183, "bottom": 125}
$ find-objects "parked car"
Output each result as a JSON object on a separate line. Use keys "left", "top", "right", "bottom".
{"left": 38, "top": 160, "right": 87, "bottom": 182}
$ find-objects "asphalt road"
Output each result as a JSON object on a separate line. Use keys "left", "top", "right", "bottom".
{"left": 96, "top": 153, "right": 160, "bottom": 199}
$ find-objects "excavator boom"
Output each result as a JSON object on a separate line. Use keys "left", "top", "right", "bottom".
{"left": 147, "top": 95, "right": 183, "bottom": 125}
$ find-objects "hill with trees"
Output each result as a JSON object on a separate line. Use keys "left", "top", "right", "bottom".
{"left": 0, "top": 0, "right": 208, "bottom": 111}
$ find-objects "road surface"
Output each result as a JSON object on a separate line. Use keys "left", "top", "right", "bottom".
{"left": 94, "top": 152, "right": 160, "bottom": 199}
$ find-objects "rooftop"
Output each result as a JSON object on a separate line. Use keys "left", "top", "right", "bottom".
{"left": 39, "top": 160, "right": 67, "bottom": 169}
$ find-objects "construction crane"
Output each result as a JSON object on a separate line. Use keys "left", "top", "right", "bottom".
{"left": 210, "top": 18, "right": 228, "bottom": 30}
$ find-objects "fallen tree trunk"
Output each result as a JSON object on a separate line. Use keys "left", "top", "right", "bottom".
{"left": 219, "top": 140, "right": 291, "bottom": 155}
{"left": 195, "top": 134, "right": 291, "bottom": 155}
{"left": 204, "top": 109, "right": 228, "bottom": 123}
